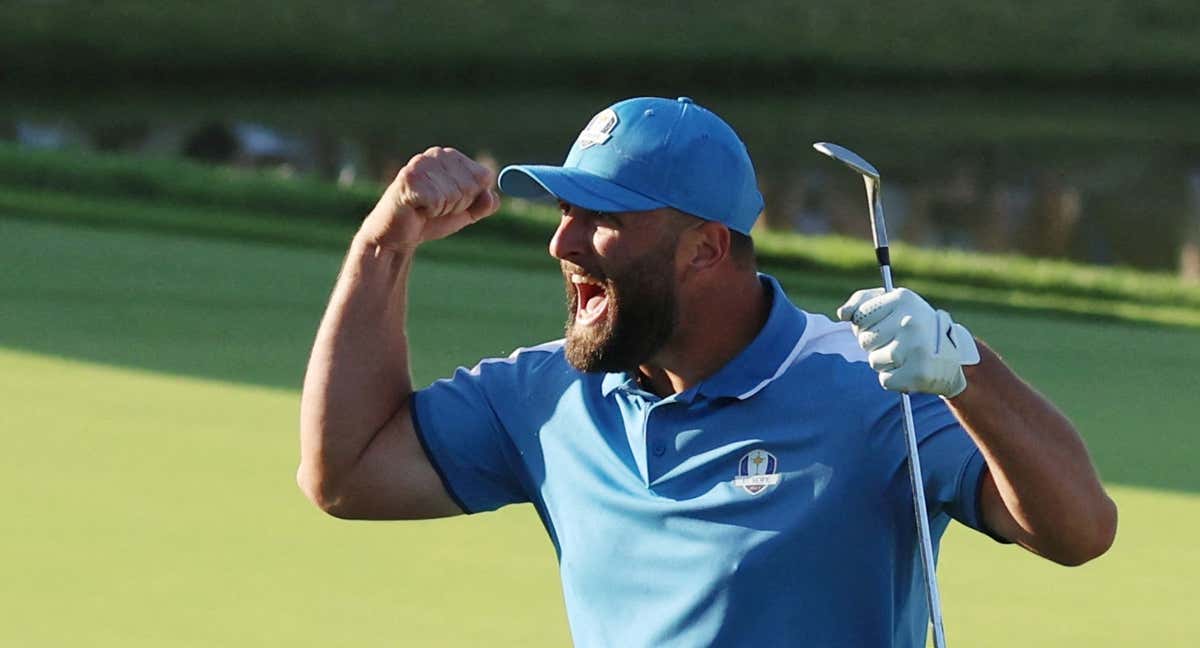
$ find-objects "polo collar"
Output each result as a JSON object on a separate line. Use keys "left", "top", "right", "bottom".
{"left": 689, "top": 274, "right": 807, "bottom": 401}
{"left": 600, "top": 274, "right": 808, "bottom": 402}
{"left": 601, "top": 371, "right": 635, "bottom": 397}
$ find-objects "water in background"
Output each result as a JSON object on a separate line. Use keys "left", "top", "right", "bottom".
{"left": 5, "top": 86, "right": 1199, "bottom": 275}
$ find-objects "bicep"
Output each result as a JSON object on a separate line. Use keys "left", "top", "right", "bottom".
{"left": 327, "top": 400, "right": 464, "bottom": 520}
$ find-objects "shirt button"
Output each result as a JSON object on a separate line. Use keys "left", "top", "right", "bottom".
{"left": 652, "top": 444, "right": 666, "bottom": 457}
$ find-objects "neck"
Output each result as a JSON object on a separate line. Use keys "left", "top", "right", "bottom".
{"left": 637, "top": 271, "right": 769, "bottom": 397}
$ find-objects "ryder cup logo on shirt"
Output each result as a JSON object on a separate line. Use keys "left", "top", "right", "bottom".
{"left": 733, "top": 449, "right": 781, "bottom": 495}
{"left": 576, "top": 108, "right": 618, "bottom": 149}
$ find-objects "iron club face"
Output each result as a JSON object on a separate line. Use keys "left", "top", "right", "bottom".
{"left": 812, "top": 142, "right": 889, "bottom": 252}
{"left": 812, "top": 142, "right": 879, "bottom": 180}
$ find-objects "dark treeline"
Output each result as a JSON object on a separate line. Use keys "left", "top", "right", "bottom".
{"left": 5, "top": 1, "right": 1200, "bottom": 91}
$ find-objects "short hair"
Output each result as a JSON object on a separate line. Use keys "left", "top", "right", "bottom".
{"left": 729, "top": 230, "right": 756, "bottom": 269}
{"left": 664, "top": 208, "right": 756, "bottom": 269}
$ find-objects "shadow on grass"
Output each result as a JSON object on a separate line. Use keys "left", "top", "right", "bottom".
{"left": 1, "top": 216, "right": 1196, "bottom": 496}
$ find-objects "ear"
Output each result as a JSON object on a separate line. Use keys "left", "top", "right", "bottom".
{"left": 678, "top": 221, "right": 730, "bottom": 273}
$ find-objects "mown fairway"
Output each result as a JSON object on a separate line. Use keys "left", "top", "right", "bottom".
{"left": 2, "top": 217, "right": 1197, "bottom": 646}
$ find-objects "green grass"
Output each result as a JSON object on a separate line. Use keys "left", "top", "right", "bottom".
{"left": 4, "top": 144, "right": 1200, "bottom": 328}
{"left": 5, "top": 1, "right": 1200, "bottom": 87}
{"left": 2, "top": 349, "right": 1196, "bottom": 647}
{"left": 1, "top": 216, "right": 1197, "bottom": 646}
{"left": 0, "top": 348, "right": 569, "bottom": 646}
{"left": 938, "top": 485, "right": 1200, "bottom": 647}
{"left": 0, "top": 142, "right": 379, "bottom": 221}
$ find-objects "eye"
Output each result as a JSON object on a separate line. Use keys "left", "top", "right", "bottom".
{"left": 558, "top": 203, "right": 622, "bottom": 228}
{"left": 594, "top": 211, "right": 623, "bottom": 228}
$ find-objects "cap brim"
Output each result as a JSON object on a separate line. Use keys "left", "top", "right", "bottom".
{"left": 498, "top": 165, "right": 666, "bottom": 213}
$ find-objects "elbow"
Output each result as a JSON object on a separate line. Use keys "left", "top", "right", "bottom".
{"left": 297, "top": 418, "right": 360, "bottom": 518}
{"left": 296, "top": 462, "right": 354, "bottom": 518}
{"left": 1053, "top": 495, "right": 1119, "bottom": 567}
{"left": 296, "top": 462, "right": 330, "bottom": 511}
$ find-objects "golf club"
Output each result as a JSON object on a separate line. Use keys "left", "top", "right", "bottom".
{"left": 812, "top": 142, "right": 948, "bottom": 648}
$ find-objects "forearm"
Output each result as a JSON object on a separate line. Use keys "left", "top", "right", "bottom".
{"left": 946, "top": 342, "right": 1117, "bottom": 564}
{"left": 299, "top": 235, "right": 416, "bottom": 497}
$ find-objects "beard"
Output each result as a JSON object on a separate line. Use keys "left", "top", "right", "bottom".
{"left": 562, "top": 247, "right": 678, "bottom": 373}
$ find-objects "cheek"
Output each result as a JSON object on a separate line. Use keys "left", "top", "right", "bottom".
{"left": 591, "top": 230, "right": 627, "bottom": 263}
{"left": 592, "top": 229, "right": 619, "bottom": 253}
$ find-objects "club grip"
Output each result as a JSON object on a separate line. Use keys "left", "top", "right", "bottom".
{"left": 875, "top": 246, "right": 891, "bottom": 267}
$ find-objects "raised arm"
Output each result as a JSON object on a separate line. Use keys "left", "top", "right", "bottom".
{"left": 838, "top": 288, "right": 1117, "bottom": 566}
{"left": 298, "top": 147, "right": 500, "bottom": 520}
{"left": 947, "top": 343, "right": 1117, "bottom": 565}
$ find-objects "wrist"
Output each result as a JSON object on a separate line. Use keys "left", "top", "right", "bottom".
{"left": 356, "top": 201, "right": 422, "bottom": 255}
{"left": 944, "top": 369, "right": 968, "bottom": 399}
{"left": 944, "top": 344, "right": 995, "bottom": 404}
{"left": 348, "top": 235, "right": 419, "bottom": 280}
{"left": 352, "top": 227, "right": 420, "bottom": 258}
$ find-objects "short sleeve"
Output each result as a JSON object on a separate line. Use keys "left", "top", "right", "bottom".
{"left": 411, "top": 360, "right": 531, "bottom": 514}
{"left": 903, "top": 393, "right": 994, "bottom": 537}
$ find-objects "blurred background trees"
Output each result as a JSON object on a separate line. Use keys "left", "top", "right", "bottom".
{"left": 3, "top": 0, "right": 1199, "bottom": 276}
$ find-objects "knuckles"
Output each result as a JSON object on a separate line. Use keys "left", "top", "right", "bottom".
{"left": 404, "top": 146, "right": 476, "bottom": 176}
{"left": 421, "top": 145, "right": 459, "bottom": 158}
{"left": 394, "top": 165, "right": 421, "bottom": 186}
{"left": 392, "top": 146, "right": 495, "bottom": 215}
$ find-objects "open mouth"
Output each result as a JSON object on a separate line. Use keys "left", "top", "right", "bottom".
{"left": 570, "top": 274, "right": 610, "bottom": 326}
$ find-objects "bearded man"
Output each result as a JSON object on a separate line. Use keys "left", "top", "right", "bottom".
{"left": 298, "top": 97, "right": 1116, "bottom": 647}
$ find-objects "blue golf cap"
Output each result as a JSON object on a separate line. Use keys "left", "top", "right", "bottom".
{"left": 498, "top": 97, "right": 764, "bottom": 234}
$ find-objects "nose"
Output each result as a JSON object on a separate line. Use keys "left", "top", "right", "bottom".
{"left": 548, "top": 209, "right": 587, "bottom": 261}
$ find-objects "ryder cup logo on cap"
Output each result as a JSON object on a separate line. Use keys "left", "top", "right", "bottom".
{"left": 576, "top": 108, "right": 618, "bottom": 149}
{"left": 497, "top": 96, "right": 765, "bottom": 234}
{"left": 733, "top": 449, "right": 780, "bottom": 495}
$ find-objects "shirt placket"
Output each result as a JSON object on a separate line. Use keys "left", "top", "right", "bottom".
{"left": 644, "top": 400, "right": 672, "bottom": 486}
{"left": 620, "top": 389, "right": 652, "bottom": 485}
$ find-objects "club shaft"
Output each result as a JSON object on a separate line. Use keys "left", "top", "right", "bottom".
{"left": 870, "top": 185, "right": 948, "bottom": 648}
{"left": 897, "top": 382, "right": 948, "bottom": 648}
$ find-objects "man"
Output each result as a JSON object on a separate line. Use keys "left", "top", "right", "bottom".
{"left": 299, "top": 97, "right": 1116, "bottom": 647}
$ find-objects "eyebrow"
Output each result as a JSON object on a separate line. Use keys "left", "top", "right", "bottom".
{"left": 559, "top": 201, "right": 616, "bottom": 223}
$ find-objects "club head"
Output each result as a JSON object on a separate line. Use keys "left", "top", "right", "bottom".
{"left": 814, "top": 141, "right": 889, "bottom": 253}
{"left": 812, "top": 142, "right": 880, "bottom": 181}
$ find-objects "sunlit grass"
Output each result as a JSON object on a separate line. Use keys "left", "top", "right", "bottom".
{"left": 4, "top": 144, "right": 1199, "bottom": 328}
{"left": 4, "top": 347, "right": 1195, "bottom": 647}
{"left": 1, "top": 236, "right": 1195, "bottom": 645}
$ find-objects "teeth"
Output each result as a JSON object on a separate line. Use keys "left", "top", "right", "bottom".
{"left": 570, "top": 274, "right": 601, "bottom": 285}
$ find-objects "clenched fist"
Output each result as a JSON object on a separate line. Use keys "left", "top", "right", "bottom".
{"left": 359, "top": 147, "right": 500, "bottom": 251}
{"left": 837, "top": 288, "right": 981, "bottom": 397}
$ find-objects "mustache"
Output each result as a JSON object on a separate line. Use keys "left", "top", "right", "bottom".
{"left": 560, "top": 262, "right": 608, "bottom": 282}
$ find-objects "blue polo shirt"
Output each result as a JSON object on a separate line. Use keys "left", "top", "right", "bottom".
{"left": 412, "top": 274, "right": 990, "bottom": 647}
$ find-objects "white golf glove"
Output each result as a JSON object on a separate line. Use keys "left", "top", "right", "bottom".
{"left": 836, "top": 288, "right": 981, "bottom": 398}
